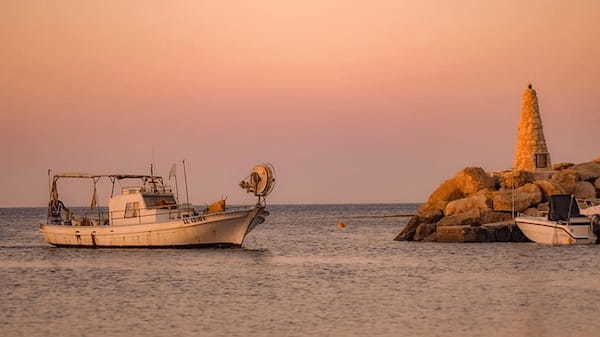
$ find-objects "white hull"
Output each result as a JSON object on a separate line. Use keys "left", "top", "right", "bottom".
{"left": 515, "top": 216, "right": 597, "bottom": 245}
{"left": 40, "top": 207, "right": 265, "bottom": 247}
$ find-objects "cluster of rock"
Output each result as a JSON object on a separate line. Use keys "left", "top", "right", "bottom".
{"left": 395, "top": 157, "right": 600, "bottom": 243}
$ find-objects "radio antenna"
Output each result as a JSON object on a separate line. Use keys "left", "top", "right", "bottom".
{"left": 182, "top": 159, "right": 190, "bottom": 207}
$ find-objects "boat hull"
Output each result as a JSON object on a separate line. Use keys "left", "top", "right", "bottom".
{"left": 40, "top": 207, "right": 266, "bottom": 248}
{"left": 515, "top": 216, "right": 597, "bottom": 245}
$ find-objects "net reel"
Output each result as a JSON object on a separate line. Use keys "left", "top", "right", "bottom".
{"left": 240, "top": 163, "right": 276, "bottom": 205}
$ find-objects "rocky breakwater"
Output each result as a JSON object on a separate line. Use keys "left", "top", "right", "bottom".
{"left": 395, "top": 157, "right": 600, "bottom": 243}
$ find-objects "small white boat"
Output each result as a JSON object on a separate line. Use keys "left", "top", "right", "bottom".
{"left": 516, "top": 194, "right": 597, "bottom": 245}
{"left": 39, "top": 164, "right": 276, "bottom": 248}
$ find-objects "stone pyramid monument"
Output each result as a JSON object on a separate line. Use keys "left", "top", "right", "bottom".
{"left": 513, "top": 84, "right": 552, "bottom": 171}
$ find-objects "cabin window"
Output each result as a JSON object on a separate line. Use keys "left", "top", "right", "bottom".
{"left": 535, "top": 153, "right": 548, "bottom": 169}
{"left": 124, "top": 202, "right": 140, "bottom": 218}
{"left": 144, "top": 196, "right": 176, "bottom": 208}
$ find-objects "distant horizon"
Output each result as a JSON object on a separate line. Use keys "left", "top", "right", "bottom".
{"left": 1, "top": 201, "right": 424, "bottom": 208}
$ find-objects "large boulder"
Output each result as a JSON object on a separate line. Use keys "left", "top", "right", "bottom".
{"left": 480, "top": 210, "right": 513, "bottom": 224}
{"left": 395, "top": 201, "right": 446, "bottom": 241}
{"left": 422, "top": 167, "right": 495, "bottom": 212}
{"left": 444, "top": 191, "right": 493, "bottom": 217}
{"left": 394, "top": 217, "right": 418, "bottom": 241}
{"left": 571, "top": 161, "right": 600, "bottom": 181}
{"left": 426, "top": 167, "right": 494, "bottom": 204}
{"left": 437, "top": 225, "right": 487, "bottom": 243}
{"left": 413, "top": 223, "right": 437, "bottom": 241}
{"left": 550, "top": 169, "right": 579, "bottom": 194}
{"left": 523, "top": 207, "right": 541, "bottom": 216}
{"left": 416, "top": 201, "right": 446, "bottom": 220}
{"left": 534, "top": 180, "right": 566, "bottom": 201}
{"left": 490, "top": 172, "right": 503, "bottom": 189}
{"left": 437, "top": 209, "right": 482, "bottom": 227}
{"left": 492, "top": 183, "right": 542, "bottom": 212}
{"left": 574, "top": 181, "right": 596, "bottom": 199}
{"left": 395, "top": 216, "right": 424, "bottom": 241}
{"left": 499, "top": 170, "right": 534, "bottom": 189}
{"left": 519, "top": 183, "right": 543, "bottom": 204}
{"left": 422, "top": 232, "right": 438, "bottom": 242}
{"left": 552, "top": 162, "right": 574, "bottom": 171}
{"left": 397, "top": 167, "right": 495, "bottom": 241}
{"left": 453, "top": 167, "right": 496, "bottom": 195}
{"left": 425, "top": 181, "right": 464, "bottom": 208}
{"left": 481, "top": 222, "right": 529, "bottom": 242}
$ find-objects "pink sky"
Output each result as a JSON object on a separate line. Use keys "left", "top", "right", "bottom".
{"left": 1, "top": 0, "right": 599, "bottom": 206}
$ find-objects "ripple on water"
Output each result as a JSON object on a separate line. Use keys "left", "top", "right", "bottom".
{"left": 1, "top": 205, "right": 600, "bottom": 337}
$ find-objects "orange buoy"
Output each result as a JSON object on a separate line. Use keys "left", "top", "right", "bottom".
{"left": 336, "top": 222, "right": 346, "bottom": 229}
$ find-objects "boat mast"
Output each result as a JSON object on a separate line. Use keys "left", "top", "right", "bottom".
{"left": 182, "top": 159, "right": 190, "bottom": 207}
{"left": 150, "top": 163, "right": 158, "bottom": 192}
{"left": 168, "top": 163, "right": 180, "bottom": 202}
{"left": 174, "top": 174, "right": 180, "bottom": 203}
{"left": 47, "top": 169, "right": 52, "bottom": 200}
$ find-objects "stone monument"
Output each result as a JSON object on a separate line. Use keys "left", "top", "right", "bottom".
{"left": 513, "top": 84, "right": 552, "bottom": 171}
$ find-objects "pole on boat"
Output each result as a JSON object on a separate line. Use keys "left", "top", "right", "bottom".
{"left": 174, "top": 172, "right": 180, "bottom": 203}
{"left": 169, "top": 163, "right": 180, "bottom": 203}
{"left": 150, "top": 163, "right": 158, "bottom": 192}
{"left": 182, "top": 159, "right": 190, "bottom": 208}
{"left": 47, "top": 169, "right": 51, "bottom": 224}
{"left": 47, "top": 169, "right": 52, "bottom": 200}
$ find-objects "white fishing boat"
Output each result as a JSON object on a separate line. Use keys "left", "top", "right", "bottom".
{"left": 39, "top": 164, "right": 276, "bottom": 248}
{"left": 515, "top": 194, "right": 597, "bottom": 245}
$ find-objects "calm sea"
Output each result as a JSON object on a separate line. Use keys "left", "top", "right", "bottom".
{"left": 2, "top": 204, "right": 600, "bottom": 337}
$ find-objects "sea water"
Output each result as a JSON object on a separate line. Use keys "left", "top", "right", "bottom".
{"left": 1, "top": 204, "right": 600, "bottom": 337}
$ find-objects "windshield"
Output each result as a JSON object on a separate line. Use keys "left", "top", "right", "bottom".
{"left": 143, "top": 195, "right": 176, "bottom": 208}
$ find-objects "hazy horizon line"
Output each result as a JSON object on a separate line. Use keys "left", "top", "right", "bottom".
{"left": 0, "top": 201, "right": 424, "bottom": 209}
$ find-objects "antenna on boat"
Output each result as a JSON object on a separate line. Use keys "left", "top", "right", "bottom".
{"left": 169, "top": 163, "right": 180, "bottom": 203}
{"left": 182, "top": 159, "right": 190, "bottom": 207}
{"left": 149, "top": 163, "right": 158, "bottom": 192}
{"left": 47, "top": 169, "right": 52, "bottom": 200}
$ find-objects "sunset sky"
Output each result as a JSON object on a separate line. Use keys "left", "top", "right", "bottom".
{"left": 1, "top": 0, "right": 599, "bottom": 206}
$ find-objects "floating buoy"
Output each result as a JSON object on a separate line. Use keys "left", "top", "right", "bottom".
{"left": 336, "top": 222, "right": 346, "bottom": 229}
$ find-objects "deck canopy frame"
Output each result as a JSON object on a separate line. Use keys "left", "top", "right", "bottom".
{"left": 49, "top": 172, "right": 166, "bottom": 205}
{"left": 47, "top": 172, "right": 173, "bottom": 224}
{"left": 53, "top": 172, "right": 164, "bottom": 181}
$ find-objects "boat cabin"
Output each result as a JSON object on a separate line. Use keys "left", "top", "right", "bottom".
{"left": 108, "top": 187, "right": 179, "bottom": 225}
{"left": 548, "top": 194, "right": 586, "bottom": 222}
{"left": 47, "top": 173, "right": 194, "bottom": 227}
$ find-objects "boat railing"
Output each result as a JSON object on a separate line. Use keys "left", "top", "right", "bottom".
{"left": 107, "top": 204, "right": 197, "bottom": 225}
{"left": 51, "top": 204, "right": 197, "bottom": 227}
{"left": 121, "top": 185, "right": 173, "bottom": 194}
{"left": 49, "top": 203, "right": 256, "bottom": 227}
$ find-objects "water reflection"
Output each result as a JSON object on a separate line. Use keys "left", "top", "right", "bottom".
{"left": 2, "top": 205, "right": 600, "bottom": 337}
